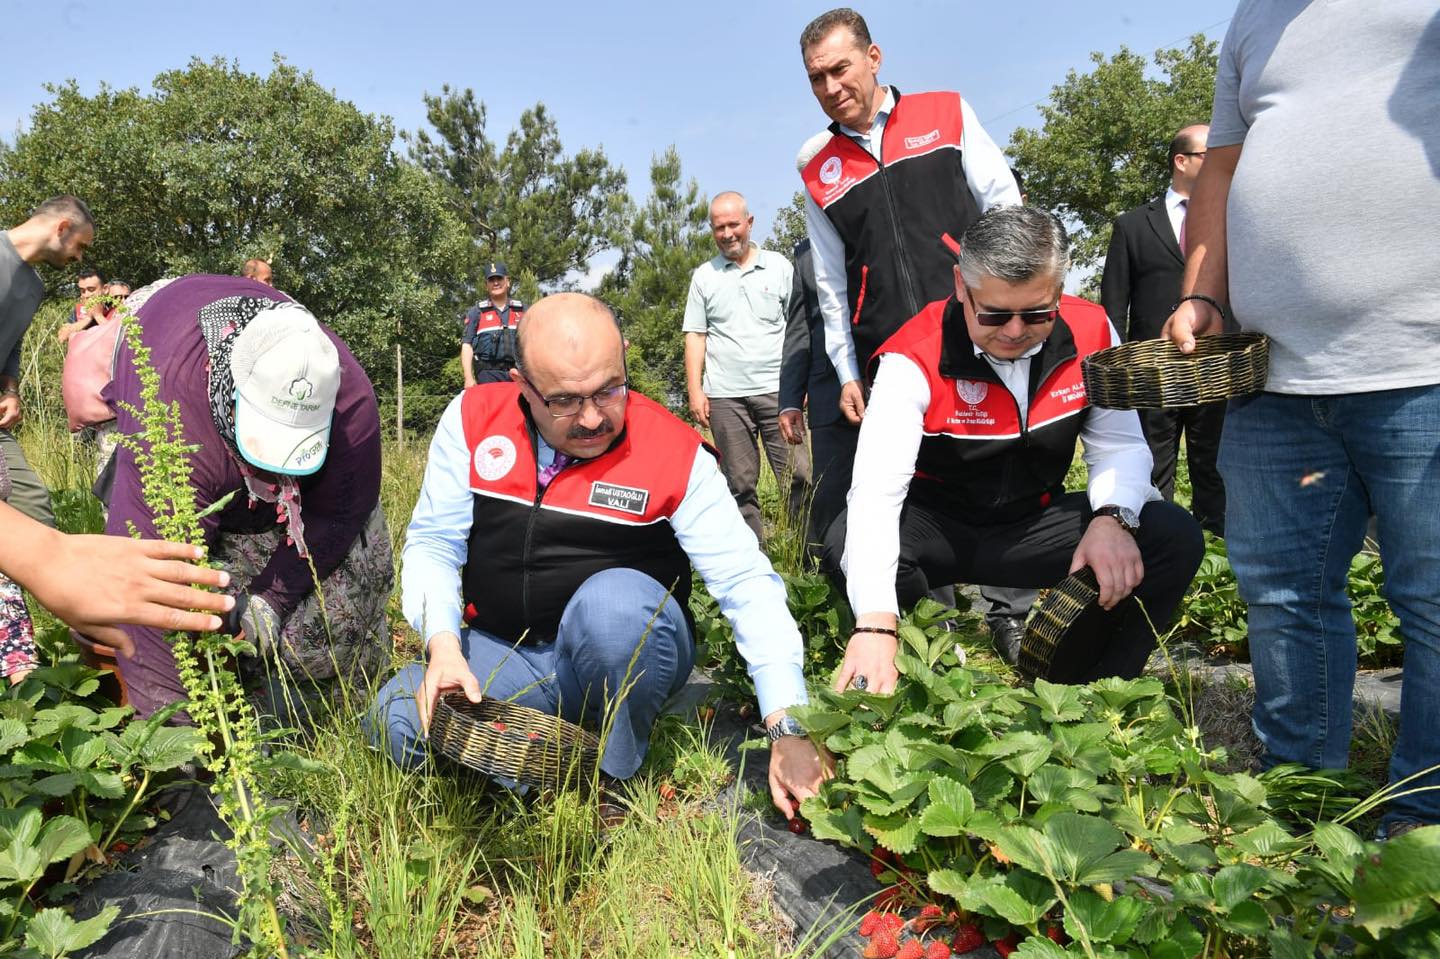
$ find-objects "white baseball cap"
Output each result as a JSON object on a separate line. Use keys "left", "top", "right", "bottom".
{"left": 231, "top": 305, "right": 341, "bottom": 475}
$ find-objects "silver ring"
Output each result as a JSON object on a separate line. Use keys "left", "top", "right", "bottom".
{"left": 851, "top": 675, "right": 869, "bottom": 691}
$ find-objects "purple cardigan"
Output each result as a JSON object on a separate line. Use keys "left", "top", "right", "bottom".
{"left": 104, "top": 275, "right": 381, "bottom": 707}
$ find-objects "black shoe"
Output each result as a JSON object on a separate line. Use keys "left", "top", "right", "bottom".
{"left": 988, "top": 616, "right": 1026, "bottom": 666}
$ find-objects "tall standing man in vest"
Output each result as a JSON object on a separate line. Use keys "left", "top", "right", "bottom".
{"left": 684, "top": 192, "right": 810, "bottom": 542}
{"left": 461, "top": 261, "right": 525, "bottom": 388}
{"left": 371, "top": 292, "right": 828, "bottom": 817}
{"left": 824, "top": 207, "right": 1203, "bottom": 692}
{"left": 1101, "top": 124, "right": 1225, "bottom": 536}
{"left": 797, "top": 7, "right": 1034, "bottom": 653}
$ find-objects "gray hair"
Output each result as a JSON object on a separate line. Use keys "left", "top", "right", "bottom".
{"left": 956, "top": 206, "right": 1069, "bottom": 291}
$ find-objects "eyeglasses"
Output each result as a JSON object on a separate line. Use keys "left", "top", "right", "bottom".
{"left": 519, "top": 374, "right": 628, "bottom": 418}
{"left": 1180, "top": 151, "right": 1208, "bottom": 157}
{"left": 973, "top": 307, "right": 1061, "bottom": 328}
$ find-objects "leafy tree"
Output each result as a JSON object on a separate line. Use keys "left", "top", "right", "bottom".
{"left": 406, "top": 86, "right": 628, "bottom": 304}
{"left": 765, "top": 190, "right": 809, "bottom": 257}
{"left": 598, "top": 147, "right": 712, "bottom": 411}
{"left": 0, "top": 57, "right": 471, "bottom": 393}
{"left": 1007, "top": 36, "right": 1218, "bottom": 270}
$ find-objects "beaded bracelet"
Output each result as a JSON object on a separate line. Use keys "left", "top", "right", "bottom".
{"left": 852, "top": 625, "right": 898, "bottom": 637}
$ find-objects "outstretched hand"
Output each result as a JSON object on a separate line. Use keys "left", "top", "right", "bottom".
{"left": 47, "top": 534, "right": 234, "bottom": 656}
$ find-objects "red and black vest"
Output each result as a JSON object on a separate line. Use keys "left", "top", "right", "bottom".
{"left": 874, "top": 294, "right": 1113, "bottom": 522}
{"left": 465, "top": 299, "right": 525, "bottom": 368}
{"left": 458, "top": 383, "right": 709, "bottom": 645}
{"left": 801, "top": 88, "right": 982, "bottom": 373}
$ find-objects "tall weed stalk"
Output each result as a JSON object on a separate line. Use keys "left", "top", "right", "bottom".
{"left": 114, "top": 306, "right": 290, "bottom": 957}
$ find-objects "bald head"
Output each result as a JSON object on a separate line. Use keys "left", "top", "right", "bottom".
{"left": 709, "top": 191, "right": 755, "bottom": 263}
{"left": 516, "top": 293, "right": 621, "bottom": 373}
{"left": 242, "top": 258, "right": 273, "bottom": 286}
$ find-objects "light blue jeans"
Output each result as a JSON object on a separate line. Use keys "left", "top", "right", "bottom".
{"left": 1219, "top": 386, "right": 1440, "bottom": 827}
{"left": 366, "top": 568, "right": 694, "bottom": 779}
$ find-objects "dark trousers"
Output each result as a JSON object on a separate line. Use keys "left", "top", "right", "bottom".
{"left": 806, "top": 418, "right": 858, "bottom": 554}
{"left": 1141, "top": 402, "right": 1226, "bottom": 536}
{"left": 822, "top": 492, "right": 1203, "bottom": 682}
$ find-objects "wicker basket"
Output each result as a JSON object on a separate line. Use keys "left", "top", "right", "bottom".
{"left": 1081, "top": 332, "right": 1268, "bottom": 409}
{"left": 429, "top": 692, "right": 601, "bottom": 790}
{"left": 1017, "top": 567, "right": 1101, "bottom": 680}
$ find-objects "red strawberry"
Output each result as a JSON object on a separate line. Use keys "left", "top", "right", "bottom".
{"left": 863, "top": 928, "right": 900, "bottom": 958}
{"left": 658, "top": 782, "right": 676, "bottom": 801}
{"left": 896, "top": 940, "right": 925, "bottom": 959}
{"left": 859, "top": 911, "right": 883, "bottom": 937}
{"left": 912, "top": 904, "right": 944, "bottom": 932}
{"left": 1045, "top": 924, "right": 1068, "bottom": 945}
{"left": 491, "top": 721, "right": 508, "bottom": 732}
{"left": 787, "top": 817, "right": 807, "bottom": 835}
{"left": 950, "top": 924, "right": 984, "bottom": 955}
{"left": 993, "top": 934, "right": 1019, "bottom": 958}
{"left": 870, "top": 858, "right": 890, "bottom": 879}
{"left": 882, "top": 913, "right": 906, "bottom": 934}
{"left": 925, "top": 943, "right": 952, "bottom": 959}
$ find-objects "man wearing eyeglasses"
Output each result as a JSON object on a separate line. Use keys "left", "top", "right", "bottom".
{"left": 822, "top": 206, "right": 1203, "bottom": 691}
{"left": 1101, "top": 125, "right": 1225, "bottom": 537}
{"left": 371, "top": 292, "right": 829, "bottom": 818}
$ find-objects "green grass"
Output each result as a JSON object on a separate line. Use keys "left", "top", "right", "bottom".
{"left": 6, "top": 316, "right": 1407, "bottom": 955}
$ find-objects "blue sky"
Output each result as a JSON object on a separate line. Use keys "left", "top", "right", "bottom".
{"left": 2, "top": 1, "right": 1236, "bottom": 283}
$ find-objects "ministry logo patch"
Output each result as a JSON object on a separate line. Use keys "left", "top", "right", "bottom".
{"left": 474, "top": 435, "right": 517, "bottom": 481}
{"left": 956, "top": 379, "right": 989, "bottom": 406}
{"left": 819, "top": 156, "right": 843, "bottom": 185}
{"left": 589, "top": 481, "right": 650, "bottom": 516}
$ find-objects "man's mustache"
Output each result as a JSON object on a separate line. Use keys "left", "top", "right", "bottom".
{"left": 568, "top": 419, "right": 615, "bottom": 441}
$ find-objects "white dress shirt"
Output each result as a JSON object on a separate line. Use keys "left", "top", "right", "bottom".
{"left": 1164, "top": 186, "right": 1188, "bottom": 247}
{"left": 402, "top": 393, "right": 810, "bottom": 718}
{"left": 841, "top": 321, "right": 1159, "bottom": 617}
{"left": 804, "top": 87, "right": 1021, "bottom": 385}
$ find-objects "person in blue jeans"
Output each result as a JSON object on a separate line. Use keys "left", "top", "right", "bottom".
{"left": 368, "top": 292, "right": 827, "bottom": 818}
{"left": 1164, "top": 0, "right": 1440, "bottom": 836}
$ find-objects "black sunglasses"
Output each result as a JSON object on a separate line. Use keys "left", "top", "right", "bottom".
{"left": 973, "top": 307, "right": 1061, "bottom": 328}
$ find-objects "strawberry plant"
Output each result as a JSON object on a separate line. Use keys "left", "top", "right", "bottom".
{"left": 793, "top": 610, "right": 1440, "bottom": 955}
{"left": 1, "top": 661, "right": 198, "bottom": 954}
{"left": 1177, "top": 534, "right": 1400, "bottom": 667}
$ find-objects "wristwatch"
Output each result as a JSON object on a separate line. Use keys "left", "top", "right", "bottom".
{"left": 1094, "top": 504, "right": 1140, "bottom": 534}
{"left": 765, "top": 715, "right": 807, "bottom": 742}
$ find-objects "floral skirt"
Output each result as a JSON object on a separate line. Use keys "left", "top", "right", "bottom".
{"left": 0, "top": 445, "right": 36, "bottom": 681}
{"left": 214, "top": 502, "right": 394, "bottom": 687}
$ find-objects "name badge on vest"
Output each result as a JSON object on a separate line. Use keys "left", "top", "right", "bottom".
{"left": 589, "top": 481, "right": 649, "bottom": 516}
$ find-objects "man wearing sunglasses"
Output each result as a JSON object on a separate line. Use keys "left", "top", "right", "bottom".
{"left": 371, "top": 292, "right": 828, "bottom": 819}
{"left": 822, "top": 206, "right": 1203, "bottom": 692}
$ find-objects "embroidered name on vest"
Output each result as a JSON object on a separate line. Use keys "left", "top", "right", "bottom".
{"left": 904, "top": 128, "right": 940, "bottom": 150}
{"left": 589, "top": 482, "right": 650, "bottom": 516}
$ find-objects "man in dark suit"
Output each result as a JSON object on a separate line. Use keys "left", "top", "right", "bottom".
{"left": 779, "top": 237, "right": 852, "bottom": 558}
{"left": 1101, "top": 124, "right": 1225, "bottom": 536}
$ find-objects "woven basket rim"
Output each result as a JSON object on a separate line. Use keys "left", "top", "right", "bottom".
{"left": 1017, "top": 567, "right": 1101, "bottom": 679}
{"left": 429, "top": 691, "right": 601, "bottom": 788}
{"left": 1082, "top": 331, "right": 1269, "bottom": 410}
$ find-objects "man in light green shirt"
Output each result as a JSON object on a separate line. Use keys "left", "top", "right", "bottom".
{"left": 683, "top": 192, "right": 810, "bottom": 541}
